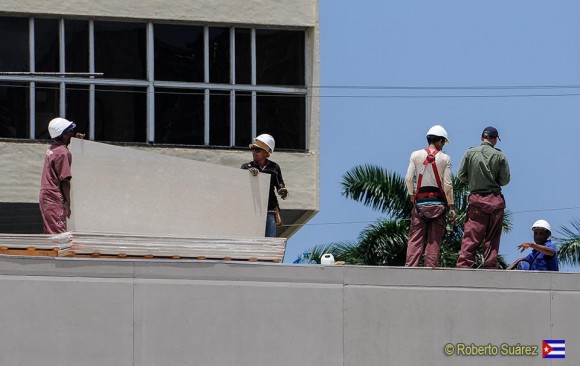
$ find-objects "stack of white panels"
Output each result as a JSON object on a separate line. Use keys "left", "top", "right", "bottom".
{"left": 0, "top": 232, "right": 72, "bottom": 250}
{"left": 59, "top": 231, "right": 287, "bottom": 262}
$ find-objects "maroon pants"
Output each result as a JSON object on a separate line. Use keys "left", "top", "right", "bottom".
{"left": 39, "top": 191, "right": 67, "bottom": 234}
{"left": 406, "top": 204, "right": 446, "bottom": 267}
{"left": 456, "top": 193, "right": 505, "bottom": 269}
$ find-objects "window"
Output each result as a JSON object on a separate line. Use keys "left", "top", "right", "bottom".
{"left": 257, "top": 93, "right": 305, "bottom": 149}
{"left": 66, "top": 85, "right": 90, "bottom": 138}
{"left": 0, "top": 83, "right": 29, "bottom": 138}
{"left": 155, "top": 88, "right": 204, "bottom": 145}
{"left": 154, "top": 24, "right": 204, "bottom": 82}
{"left": 235, "top": 29, "right": 251, "bottom": 85}
{"left": 95, "top": 86, "right": 146, "bottom": 142}
{"left": 0, "top": 16, "right": 308, "bottom": 150}
{"left": 256, "top": 29, "right": 305, "bottom": 86}
{"left": 234, "top": 91, "right": 252, "bottom": 147}
{"left": 0, "top": 17, "right": 29, "bottom": 73}
{"left": 94, "top": 21, "right": 147, "bottom": 80}
{"left": 209, "top": 90, "right": 230, "bottom": 146}
{"left": 35, "top": 83, "right": 60, "bottom": 139}
{"left": 65, "top": 20, "right": 89, "bottom": 73}
{"left": 35, "top": 19, "right": 59, "bottom": 73}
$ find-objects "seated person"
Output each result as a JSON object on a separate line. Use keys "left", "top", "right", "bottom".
{"left": 507, "top": 219, "right": 559, "bottom": 271}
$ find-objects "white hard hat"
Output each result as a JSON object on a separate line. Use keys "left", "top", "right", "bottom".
{"left": 426, "top": 125, "right": 450, "bottom": 143}
{"left": 531, "top": 219, "right": 551, "bottom": 233}
{"left": 48, "top": 117, "right": 76, "bottom": 139}
{"left": 249, "top": 134, "right": 275, "bottom": 156}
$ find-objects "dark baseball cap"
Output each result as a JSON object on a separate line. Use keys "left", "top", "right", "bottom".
{"left": 482, "top": 126, "right": 500, "bottom": 140}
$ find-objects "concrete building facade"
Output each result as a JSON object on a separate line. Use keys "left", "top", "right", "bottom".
{"left": 0, "top": 0, "right": 320, "bottom": 237}
{"left": 0, "top": 257, "right": 578, "bottom": 366}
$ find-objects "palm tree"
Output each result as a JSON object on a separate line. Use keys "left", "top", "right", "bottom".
{"left": 301, "top": 164, "right": 510, "bottom": 267}
{"left": 555, "top": 218, "right": 580, "bottom": 266}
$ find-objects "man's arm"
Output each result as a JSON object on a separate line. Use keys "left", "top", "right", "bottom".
{"left": 61, "top": 179, "right": 71, "bottom": 218}
{"left": 517, "top": 242, "right": 556, "bottom": 257}
{"left": 497, "top": 156, "right": 511, "bottom": 186}
{"left": 456, "top": 153, "right": 469, "bottom": 184}
{"left": 442, "top": 157, "right": 456, "bottom": 222}
{"left": 404, "top": 154, "right": 416, "bottom": 203}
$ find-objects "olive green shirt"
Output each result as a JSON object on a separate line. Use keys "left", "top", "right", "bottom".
{"left": 457, "top": 141, "right": 510, "bottom": 193}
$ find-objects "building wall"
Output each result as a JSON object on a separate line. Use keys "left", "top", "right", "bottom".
{"left": 0, "top": 0, "right": 318, "bottom": 27}
{"left": 0, "top": 257, "right": 577, "bottom": 366}
{"left": 0, "top": 0, "right": 320, "bottom": 236}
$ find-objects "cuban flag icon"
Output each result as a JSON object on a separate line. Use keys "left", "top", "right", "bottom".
{"left": 542, "top": 340, "right": 565, "bottom": 359}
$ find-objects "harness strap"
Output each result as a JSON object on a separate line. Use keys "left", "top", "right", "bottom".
{"left": 416, "top": 148, "right": 446, "bottom": 202}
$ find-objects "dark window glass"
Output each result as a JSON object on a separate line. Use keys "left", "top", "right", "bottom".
{"left": 154, "top": 24, "right": 204, "bottom": 82}
{"left": 95, "top": 86, "right": 146, "bottom": 142}
{"left": 209, "top": 90, "right": 230, "bottom": 146}
{"left": 0, "top": 17, "right": 29, "bottom": 72}
{"left": 257, "top": 93, "right": 305, "bottom": 150}
{"left": 256, "top": 30, "right": 305, "bottom": 86}
{"left": 35, "top": 19, "right": 59, "bottom": 73}
{"left": 234, "top": 91, "right": 251, "bottom": 147}
{"left": 94, "top": 21, "right": 146, "bottom": 79}
{"left": 0, "top": 82, "right": 29, "bottom": 138}
{"left": 35, "top": 83, "right": 60, "bottom": 139}
{"left": 65, "top": 20, "right": 89, "bottom": 73}
{"left": 234, "top": 28, "right": 251, "bottom": 84}
{"left": 155, "top": 88, "right": 204, "bottom": 145}
{"left": 209, "top": 27, "right": 229, "bottom": 84}
{"left": 66, "top": 84, "right": 90, "bottom": 138}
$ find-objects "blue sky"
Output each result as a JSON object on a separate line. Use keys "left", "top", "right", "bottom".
{"left": 284, "top": 0, "right": 580, "bottom": 271}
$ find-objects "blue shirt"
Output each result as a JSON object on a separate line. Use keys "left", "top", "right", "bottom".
{"left": 522, "top": 240, "right": 559, "bottom": 271}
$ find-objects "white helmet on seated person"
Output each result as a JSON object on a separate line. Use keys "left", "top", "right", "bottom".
{"left": 531, "top": 219, "right": 551, "bottom": 236}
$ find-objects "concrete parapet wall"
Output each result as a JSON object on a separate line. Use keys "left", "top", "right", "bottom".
{"left": 0, "top": 257, "right": 577, "bottom": 365}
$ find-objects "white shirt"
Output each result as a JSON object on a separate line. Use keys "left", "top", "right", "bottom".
{"left": 405, "top": 148, "right": 454, "bottom": 204}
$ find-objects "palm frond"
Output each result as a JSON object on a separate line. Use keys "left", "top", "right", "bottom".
{"left": 555, "top": 218, "right": 580, "bottom": 266}
{"left": 357, "top": 218, "right": 410, "bottom": 266}
{"left": 341, "top": 165, "right": 411, "bottom": 219}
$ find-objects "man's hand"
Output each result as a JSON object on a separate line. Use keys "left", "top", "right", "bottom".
{"left": 278, "top": 187, "right": 288, "bottom": 200}
{"left": 517, "top": 242, "right": 534, "bottom": 252}
{"left": 248, "top": 167, "right": 259, "bottom": 176}
{"left": 448, "top": 205, "right": 457, "bottom": 223}
{"left": 75, "top": 132, "right": 86, "bottom": 139}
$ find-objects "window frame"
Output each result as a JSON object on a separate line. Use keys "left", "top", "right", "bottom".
{"left": 0, "top": 17, "right": 309, "bottom": 151}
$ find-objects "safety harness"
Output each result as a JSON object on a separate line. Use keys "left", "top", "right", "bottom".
{"left": 414, "top": 148, "right": 447, "bottom": 224}
{"left": 415, "top": 148, "right": 446, "bottom": 202}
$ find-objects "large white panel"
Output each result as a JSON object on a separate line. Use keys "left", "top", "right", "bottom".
{"left": 68, "top": 139, "right": 270, "bottom": 237}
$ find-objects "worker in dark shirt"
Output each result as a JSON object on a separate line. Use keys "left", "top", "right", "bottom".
{"left": 456, "top": 126, "right": 511, "bottom": 269}
{"left": 241, "top": 134, "right": 288, "bottom": 237}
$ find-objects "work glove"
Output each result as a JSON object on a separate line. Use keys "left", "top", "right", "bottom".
{"left": 278, "top": 187, "right": 288, "bottom": 200}
{"left": 248, "top": 167, "right": 259, "bottom": 176}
